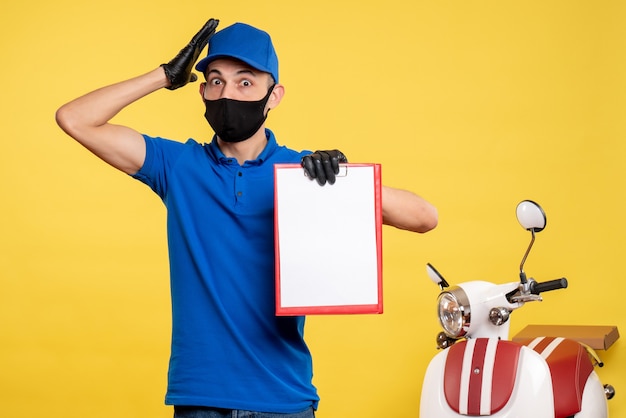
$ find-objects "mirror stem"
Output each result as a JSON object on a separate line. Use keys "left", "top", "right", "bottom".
{"left": 519, "top": 229, "right": 536, "bottom": 284}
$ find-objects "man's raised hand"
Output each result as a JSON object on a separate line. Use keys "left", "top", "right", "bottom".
{"left": 161, "top": 18, "right": 219, "bottom": 90}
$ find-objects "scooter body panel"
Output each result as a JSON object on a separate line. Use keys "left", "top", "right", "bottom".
{"left": 420, "top": 343, "right": 555, "bottom": 417}
{"left": 575, "top": 371, "right": 608, "bottom": 418}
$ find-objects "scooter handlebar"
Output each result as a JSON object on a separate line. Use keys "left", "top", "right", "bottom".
{"left": 530, "top": 278, "right": 568, "bottom": 294}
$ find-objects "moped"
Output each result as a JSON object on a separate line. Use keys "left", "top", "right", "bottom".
{"left": 419, "top": 200, "right": 616, "bottom": 417}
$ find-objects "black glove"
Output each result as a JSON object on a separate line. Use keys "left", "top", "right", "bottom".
{"left": 161, "top": 18, "right": 219, "bottom": 90}
{"left": 301, "top": 150, "right": 348, "bottom": 186}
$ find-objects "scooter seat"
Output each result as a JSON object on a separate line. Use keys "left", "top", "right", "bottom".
{"left": 522, "top": 336, "right": 595, "bottom": 418}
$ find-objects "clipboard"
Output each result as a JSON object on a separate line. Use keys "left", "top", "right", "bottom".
{"left": 274, "top": 163, "right": 383, "bottom": 315}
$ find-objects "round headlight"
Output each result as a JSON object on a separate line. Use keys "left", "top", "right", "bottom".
{"left": 437, "top": 287, "right": 470, "bottom": 338}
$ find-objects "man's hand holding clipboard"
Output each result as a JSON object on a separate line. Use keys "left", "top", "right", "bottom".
{"left": 301, "top": 150, "right": 348, "bottom": 186}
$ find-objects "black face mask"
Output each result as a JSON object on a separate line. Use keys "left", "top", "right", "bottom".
{"left": 203, "top": 86, "right": 274, "bottom": 143}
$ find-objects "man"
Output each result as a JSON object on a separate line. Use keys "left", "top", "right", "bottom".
{"left": 56, "top": 19, "right": 437, "bottom": 418}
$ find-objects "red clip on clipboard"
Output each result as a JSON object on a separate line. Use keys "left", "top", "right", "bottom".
{"left": 274, "top": 163, "right": 383, "bottom": 315}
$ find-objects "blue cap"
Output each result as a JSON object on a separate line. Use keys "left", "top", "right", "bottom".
{"left": 195, "top": 23, "right": 279, "bottom": 83}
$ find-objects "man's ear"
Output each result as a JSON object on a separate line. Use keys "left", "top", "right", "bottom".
{"left": 267, "top": 84, "right": 285, "bottom": 110}
{"left": 199, "top": 82, "right": 207, "bottom": 100}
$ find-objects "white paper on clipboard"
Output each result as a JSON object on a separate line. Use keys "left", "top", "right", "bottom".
{"left": 274, "top": 163, "right": 382, "bottom": 315}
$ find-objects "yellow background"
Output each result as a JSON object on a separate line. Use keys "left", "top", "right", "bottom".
{"left": 1, "top": 1, "right": 624, "bottom": 417}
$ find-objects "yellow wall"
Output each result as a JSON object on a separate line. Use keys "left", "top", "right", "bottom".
{"left": 1, "top": 1, "right": 624, "bottom": 417}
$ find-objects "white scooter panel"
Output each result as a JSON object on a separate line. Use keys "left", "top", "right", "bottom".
{"left": 420, "top": 339, "right": 554, "bottom": 417}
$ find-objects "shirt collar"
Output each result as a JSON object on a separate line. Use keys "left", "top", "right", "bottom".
{"left": 207, "top": 129, "right": 277, "bottom": 166}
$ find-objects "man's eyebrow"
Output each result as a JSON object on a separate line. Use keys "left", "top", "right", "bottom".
{"left": 237, "top": 69, "right": 256, "bottom": 76}
{"left": 206, "top": 68, "right": 257, "bottom": 77}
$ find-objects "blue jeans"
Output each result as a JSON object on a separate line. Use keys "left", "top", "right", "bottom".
{"left": 173, "top": 406, "right": 315, "bottom": 418}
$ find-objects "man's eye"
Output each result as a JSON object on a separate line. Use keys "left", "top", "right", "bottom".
{"left": 210, "top": 79, "right": 222, "bottom": 86}
{"left": 241, "top": 80, "right": 252, "bottom": 87}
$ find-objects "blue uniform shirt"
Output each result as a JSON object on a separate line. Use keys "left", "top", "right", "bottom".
{"left": 132, "top": 129, "right": 319, "bottom": 413}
